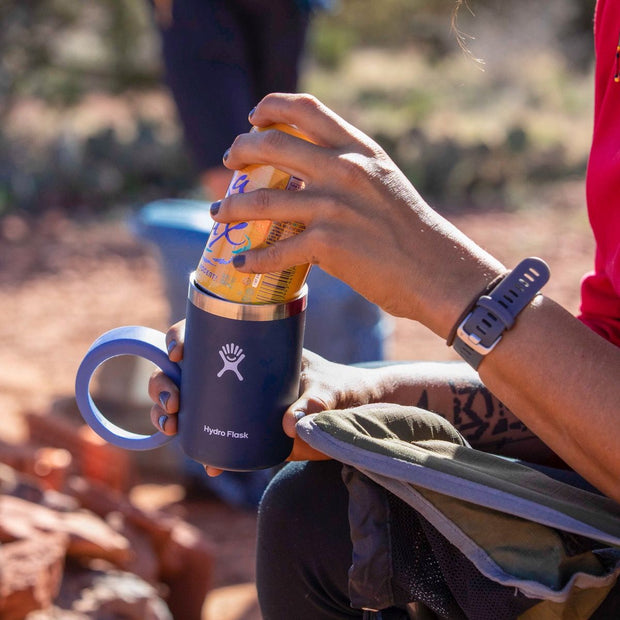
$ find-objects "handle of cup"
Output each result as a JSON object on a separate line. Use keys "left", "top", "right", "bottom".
{"left": 75, "top": 325, "right": 182, "bottom": 450}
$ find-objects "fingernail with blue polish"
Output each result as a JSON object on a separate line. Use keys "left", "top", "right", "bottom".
{"left": 223, "top": 148, "right": 230, "bottom": 162}
{"left": 248, "top": 106, "right": 256, "bottom": 120}
{"left": 167, "top": 340, "right": 177, "bottom": 355}
{"left": 158, "top": 414, "right": 168, "bottom": 432}
{"left": 232, "top": 254, "right": 246, "bottom": 268}
{"left": 159, "top": 391, "right": 171, "bottom": 410}
{"left": 210, "top": 200, "right": 221, "bottom": 216}
{"left": 293, "top": 410, "right": 306, "bottom": 422}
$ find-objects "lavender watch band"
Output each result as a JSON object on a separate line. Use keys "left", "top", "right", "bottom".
{"left": 453, "top": 257, "right": 550, "bottom": 370}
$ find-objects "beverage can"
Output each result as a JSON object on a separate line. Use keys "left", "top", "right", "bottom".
{"left": 195, "top": 124, "right": 313, "bottom": 304}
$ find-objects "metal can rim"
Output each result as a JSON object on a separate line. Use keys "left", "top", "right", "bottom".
{"left": 188, "top": 273, "right": 308, "bottom": 321}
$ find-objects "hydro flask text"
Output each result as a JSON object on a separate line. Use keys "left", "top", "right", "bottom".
{"left": 203, "top": 425, "right": 249, "bottom": 439}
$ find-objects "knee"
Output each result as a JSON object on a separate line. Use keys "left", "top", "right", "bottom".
{"left": 257, "top": 460, "right": 347, "bottom": 549}
{"left": 258, "top": 461, "right": 320, "bottom": 534}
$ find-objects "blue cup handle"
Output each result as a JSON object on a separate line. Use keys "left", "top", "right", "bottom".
{"left": 75, "top": 325, "right": 182, "bottom": 450}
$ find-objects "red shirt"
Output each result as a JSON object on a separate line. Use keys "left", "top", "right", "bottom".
{"left": 578, "top": 0, "right": 620, "bottom": 345}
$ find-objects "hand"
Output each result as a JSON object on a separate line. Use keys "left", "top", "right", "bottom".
{"left": 147, "top": 321, "right": 183, "bottom": 437}
{"left": 282, "top": 349, "right": 387, "bottom": 461}
{"left": 216, "top": 93, "right": 505, "bottom": 338}
{"left": 147, "top": 320, "right": 236, "bottom": 478}
{"left": 147, "top": 323, "right": 384, "bottom": 471}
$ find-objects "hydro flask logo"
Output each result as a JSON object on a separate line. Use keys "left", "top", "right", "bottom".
{"left": 203, "top": 425, "right": 249, "bottom": 439}
{"left": 217, "top": 343, "right": 245, "bottom": 381}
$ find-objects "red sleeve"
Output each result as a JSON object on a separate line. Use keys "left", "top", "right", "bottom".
{"left": 579, "top": 266, "right": 620, "bottom": 345}
{"left": 577, "top": 0, "right": 620, "bottom": 347}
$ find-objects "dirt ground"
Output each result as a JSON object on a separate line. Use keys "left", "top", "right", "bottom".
{"left": 0, "top": 181, "right": 595, "bottom": 618}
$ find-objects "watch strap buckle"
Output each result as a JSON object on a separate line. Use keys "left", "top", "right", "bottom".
{"left": 452, "top": 257, "right": 550, "bottom": 370}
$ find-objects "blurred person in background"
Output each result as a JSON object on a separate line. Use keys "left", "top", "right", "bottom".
{"left": 151, "top": 0, "right": 331, "bottom": 200}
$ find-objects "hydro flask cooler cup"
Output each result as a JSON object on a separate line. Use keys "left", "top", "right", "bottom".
{"left": 75, "top": 275, "right": 307, "bottom": 471}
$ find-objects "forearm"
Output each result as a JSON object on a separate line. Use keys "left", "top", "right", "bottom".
{"left": 477, "top": 295, "right": 620, "bottom": 502}
{"left": 369, "top": 361, "right": 562, "bottom": 465}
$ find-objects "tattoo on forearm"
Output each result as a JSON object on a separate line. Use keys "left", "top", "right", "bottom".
{"left": 447, "top": 382, "right": 531, "bottom": 448}
{"left": 416, "top": 382, "right": 555, "bottom": 461}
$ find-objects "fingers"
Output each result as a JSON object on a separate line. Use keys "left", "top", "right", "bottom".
{"left": 282, "top": 393, "right": 331, "bottom": 438}
{"left": 281, "top": 353, "right": 335, "bottom": 437}
{"left": 249, "top": 93, "right": 364, "bottom": 150}
{"left": 214, "top": 183, "right": 330, "bottom": 225}
{"left": 225, "top": 219, "right": 327, "bottom": 277}
{"left": 149, "top": 402, "right": 178, "bottom": 435}
{"left": 148, "top": 369, "right": 179, "bottom": 411}
{"left": 211, "top": 188, "right": 343, "bottom": 275}
{"left": 213, "top": 184, "right": 325, "bottom": 233}
{"left": 224, "top": 94, "right": 380, "bottom": 183}
{"left": 148, "top": 368, "right": 179, "bottom": 435}
{"left": 224, "top": 124, "right": 323, "bottom": 184}
{"left": 148, "top": 320, "right": 185, "bottom": 436}
{"left": 166, "top": 320, "right": 185, "bottom": 363}
{"left": 283, "top": 407, "right": 306, "bottom": 439}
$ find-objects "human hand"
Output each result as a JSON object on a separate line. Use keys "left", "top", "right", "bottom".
{"left": 282, "top": 349, "right": 387, "bottom": 461}
{"left": 147, "top": 320, "right": 235, "bottom": 478}
{"left": 147, "top": 321, "right": 184, "bottom": 442}
{"left": 215, "top": 93, "right": 504, "bottom": 338}
{"left": 147, "top": 325, "right": 382, "bottom": 471}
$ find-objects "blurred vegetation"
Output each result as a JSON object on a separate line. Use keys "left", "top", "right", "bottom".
{"left": 0, "top": 0, "right": 597, "bottom": 218}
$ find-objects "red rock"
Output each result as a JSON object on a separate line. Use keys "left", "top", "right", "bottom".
{"left": 0, "top": 495, "right": 132, "bottom": 566}
{"left": 66, "top": 476, "right": 215, "bottom": 619}
{"left": 159, "top": 520, "right": 214, "bottom": 620}
{"left": 0, "top": 462, "right": 80, "bottom": 512}
{"left": 25, "top": 412, "right": 134, "bottom": 492}
{"left": 203, "top": 583, "right": 261, "bottom": 620}
{"left": 65, "top": 569, "right": 172, "bottom": 619}
{"left": 67, "top": 475, "right": 177, "bottom": 541}
{"left": 32, "top": 446, "right": 72, "bottom": 490}
{"left": 0, "top": 532, "right": 67, "bottom": 620}
{"left": 106, "top": 512, "right": 160, "bottom": 584}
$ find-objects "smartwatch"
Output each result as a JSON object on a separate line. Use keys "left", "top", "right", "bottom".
{"left": 453, "top": 257, "right": 550, "bottom": 369}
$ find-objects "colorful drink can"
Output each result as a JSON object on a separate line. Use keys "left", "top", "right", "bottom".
{"left": 195, "top": 124, "right": 313, "bottom": 304}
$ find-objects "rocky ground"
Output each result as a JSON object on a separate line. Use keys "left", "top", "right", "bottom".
{"left": 0, "top": 182, "right": 594, "bottom": 618}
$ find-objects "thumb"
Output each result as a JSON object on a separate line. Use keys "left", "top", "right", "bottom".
{"left": 283, "top": 404, "right": 309, "bottom": 438}
{"left": 282, "top": 394, "right": 330, "bottom": 437}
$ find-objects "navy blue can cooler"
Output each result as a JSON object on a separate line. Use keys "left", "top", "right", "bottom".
{"left": 179, "top": 277, "right": 306, "bottom": 471}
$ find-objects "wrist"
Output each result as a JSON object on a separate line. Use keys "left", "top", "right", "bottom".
{"left": 450, "top": 257, "right": 551, "bottom": 370}
{"left": 426, "top": 263, "right": 507, "bottom": 342}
